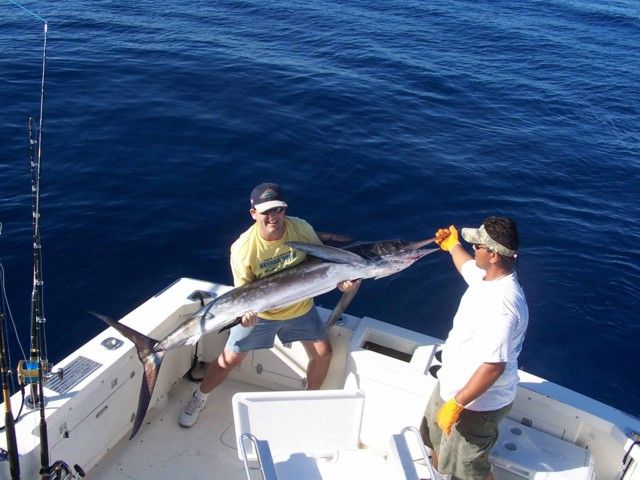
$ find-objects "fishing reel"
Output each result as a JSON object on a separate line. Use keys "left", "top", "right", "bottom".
{"left": 17, "top": 359, "right": 43, "bottom": 386}
{"left": 17, "top": 358, "right": 63, "bottom": 385}
{"left": 17, "top": 359, "right": 64, "bottom": 407}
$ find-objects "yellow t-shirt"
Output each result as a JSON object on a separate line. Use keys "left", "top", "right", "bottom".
{"left": 230, "top": 216, "right": 322, "bottom": 320}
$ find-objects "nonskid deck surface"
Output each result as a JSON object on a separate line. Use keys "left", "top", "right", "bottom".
{"left": 89, "top": 376, "right": 268, "bottom": 480}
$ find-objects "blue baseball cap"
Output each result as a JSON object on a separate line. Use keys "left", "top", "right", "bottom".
{"left": 250, "top": 183, "right": 288, "bottom": 213}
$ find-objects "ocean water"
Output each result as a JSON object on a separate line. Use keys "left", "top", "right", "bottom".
{"left": 1, "top": 0, "right": 639, "bottom": 417}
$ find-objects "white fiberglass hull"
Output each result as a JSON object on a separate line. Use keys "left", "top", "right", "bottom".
{"left": 2, "top": 278, "right": 639, "bottom": 480}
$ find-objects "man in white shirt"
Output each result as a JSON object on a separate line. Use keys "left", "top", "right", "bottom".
{"left": 423, "top": 216, "right": 529, "bottom": 480}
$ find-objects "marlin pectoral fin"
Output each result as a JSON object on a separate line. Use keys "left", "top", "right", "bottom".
{"left": 286, "top": 242, "right": 366, "bottom": 264}
{"left": 324, "top": 279, "right": 362, "bottom": 333}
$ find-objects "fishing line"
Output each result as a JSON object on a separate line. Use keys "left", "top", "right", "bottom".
{"left": 7, "top": 0, "right": 50, "bottom": 369}
{"left": 0, "top": 263, "right": 27, "bottom": 437}
{"left": 0, "top": 261, "right": 21, "bottom": 478}
{"left": 0, "top": 264, "right": 29, "bottom": 381}
{"left": 27, "top": 10, "right": 50, "bottom": 362}
{"left": 0, "top": 269, "right": 15, "bottom": 380}
{"left": 8, "top": 0, "right": 47, "bottom": 23}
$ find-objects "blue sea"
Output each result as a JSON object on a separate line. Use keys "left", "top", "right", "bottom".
{"left": 1, "top": 1, "right": 639, "bottom": 417}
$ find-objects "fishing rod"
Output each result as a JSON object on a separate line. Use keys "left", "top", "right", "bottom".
{"left": 1, "top": 270, "right": 20, "bottom": 479}
{"left": 28, "top": 18, "right": 53, "bottom": 477}
{"left": 8, "top": 6, "right": 80, "bottom": 478}
{"left": 8, "top": 3, "right": 53, "bottom": 476}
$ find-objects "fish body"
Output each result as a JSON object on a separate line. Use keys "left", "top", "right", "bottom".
{"left": 94, "top": 238, "right": 436, "bottom": 438}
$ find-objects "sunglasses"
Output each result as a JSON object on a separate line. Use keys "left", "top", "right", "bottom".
{"left": 472, "top": 244, "right": 493, "bottom": 253}
{"left": 259, "top": 207, "right": 285, "bottom": 215}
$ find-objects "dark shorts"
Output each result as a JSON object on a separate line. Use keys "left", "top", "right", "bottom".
{"left": 423, "top": 382, "right": 512, "bottom": 480}
{"left": 225, "top": 307, "right": 326, "bottom": 353}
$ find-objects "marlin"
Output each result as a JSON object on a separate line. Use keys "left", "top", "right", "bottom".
{"left": 92, "top": 237, "right": 437, "bottom": 438}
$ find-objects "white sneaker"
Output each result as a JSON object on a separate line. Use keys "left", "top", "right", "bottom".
{"left": 179, "top": 391, "right": 207, "bottom": 427}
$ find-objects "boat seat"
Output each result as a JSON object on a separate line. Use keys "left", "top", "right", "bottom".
{"left": 232, "top": 390, "right": 441, "bottom": 479}
{"left": 232, "top": 389, "right": 389, "bottom": 479}
{"left": 490, "top": 417, "right": 595, "bottom": 479}
{"left": 232, "top": 389, "right": 365, "bottom": 461}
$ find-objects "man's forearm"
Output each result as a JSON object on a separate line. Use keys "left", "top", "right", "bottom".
{"left": 454, "top": 362, "right": 506, "bottom": 406}
{"left": 449, "top": 243, "right": 472, "bottom": 274}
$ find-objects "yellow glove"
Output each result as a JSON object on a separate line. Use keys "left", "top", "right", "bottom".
{"left": 436, "top": 397, "right": 464, "bottom": 435}
{"left": 434, "top": 225, "right": 460, "bottom": 252}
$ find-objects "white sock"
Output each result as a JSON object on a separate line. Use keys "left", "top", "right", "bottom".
{"left": 194, "top": 389, "right": 209, "bottom": 401}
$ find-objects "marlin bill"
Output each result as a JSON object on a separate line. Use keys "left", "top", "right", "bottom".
{"left": 92, "top": 237, "right": 437, "bottom": 438}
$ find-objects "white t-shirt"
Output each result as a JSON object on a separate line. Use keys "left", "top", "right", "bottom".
{"left": 438, "top": 260, "right": 529, "bottom": 411}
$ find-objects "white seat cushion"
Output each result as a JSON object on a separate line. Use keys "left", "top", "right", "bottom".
{"left": 274, "top": 449, "right": 391, "bottom": 480}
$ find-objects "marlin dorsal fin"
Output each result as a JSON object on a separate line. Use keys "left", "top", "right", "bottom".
{"left": 286, "top": 241, "right": 366, "bottom": 264}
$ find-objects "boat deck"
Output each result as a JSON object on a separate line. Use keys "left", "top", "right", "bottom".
{"left": 87, "top": 374, "right": 526, "bottom": 480}
{"left": 89, "top": 375, "right": 266, "bottom": 480}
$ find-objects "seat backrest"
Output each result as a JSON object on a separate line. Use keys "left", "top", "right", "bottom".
{"left": 232, "top": 389, "right": 365, "bottom": 460}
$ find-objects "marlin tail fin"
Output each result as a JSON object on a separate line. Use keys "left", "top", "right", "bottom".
{"left": 90, "top": 311, "right": 166, "bottom": 439}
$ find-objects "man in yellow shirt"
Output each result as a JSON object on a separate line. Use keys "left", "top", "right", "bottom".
{"left": 180, "top": 183, "right": 354, "bottom": 427}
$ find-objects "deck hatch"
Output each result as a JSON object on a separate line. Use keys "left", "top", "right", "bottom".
{"left": 46, "top": 356, "right": 102, "bottom": 395}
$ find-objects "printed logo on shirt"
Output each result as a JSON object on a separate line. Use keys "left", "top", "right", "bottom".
{"left": 259, "top": 250, "right": 296, "bottom": 274}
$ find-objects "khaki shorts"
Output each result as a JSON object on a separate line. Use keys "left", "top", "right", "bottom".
{"left": 422, "top": 382, "right": 512, "bottom": 480}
